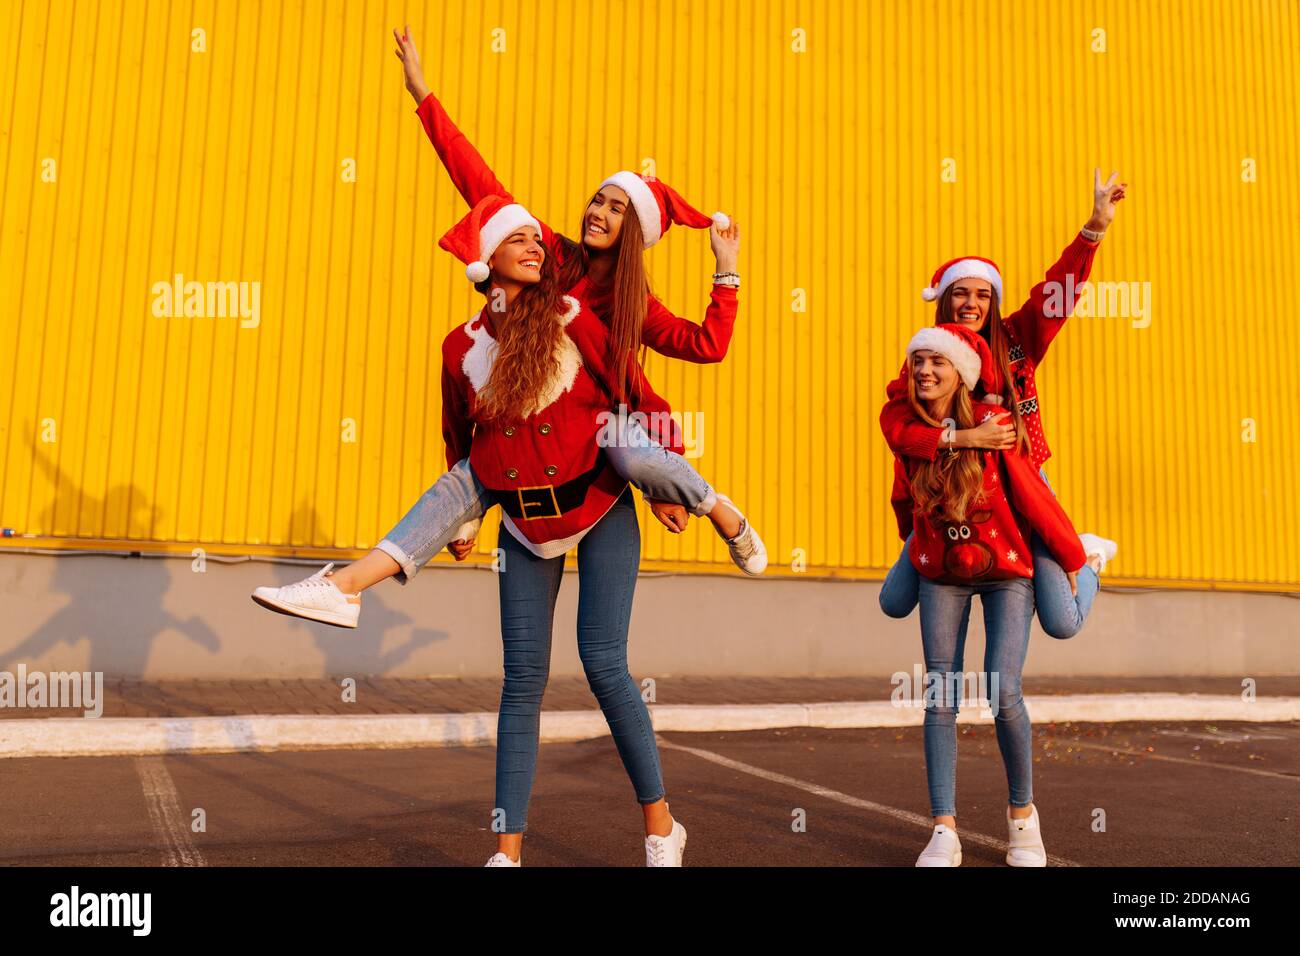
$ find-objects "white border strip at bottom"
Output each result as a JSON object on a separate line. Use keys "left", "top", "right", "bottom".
{"left": 0, "top": 693, "right": 1295, "bottom": 759}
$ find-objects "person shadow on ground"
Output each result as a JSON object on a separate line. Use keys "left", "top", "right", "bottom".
{"left": 256, "top": 501, "right": 448, "bottom": 679}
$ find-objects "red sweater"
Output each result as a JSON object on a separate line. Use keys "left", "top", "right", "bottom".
{"left": 902, "top": 404, "right": 1087, "bottom": 583}
{"left": 442, "top": 295, "right": 652, "bottom": 558}
{"left": 879, "top": 233, "right": 1100, "bottom": 471}
{"left": 415, "top": 91, "right": 739, "bottom": 363}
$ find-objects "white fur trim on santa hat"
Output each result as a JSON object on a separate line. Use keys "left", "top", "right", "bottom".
{"left": 599, "top": 171, "right": 661, "bottom": 248}
{"left": 921, "top": 259, "right": 1003, "bottom": 302}
{"left": 470, "top": 203, "right": 541, "bottom": 281}
{"left": 906, "top": 327, "right": 982, "bottom": 391}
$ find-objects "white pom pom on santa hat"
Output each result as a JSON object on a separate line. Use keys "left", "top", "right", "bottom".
{"left": 465, "top": 261, "right": 491, "bottom": 283}
{"left": 712, "top": 211, "right": 731, "bottom": 229}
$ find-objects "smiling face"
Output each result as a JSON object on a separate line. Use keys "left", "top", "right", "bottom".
{"left": 488, "top": 227, "right": 545, "bottom": 284}
{"left": 582, "top": 185, "right": 631, "bottom": 250}
{"left": 910, "top": 348, "right": 960, "bottom": 406}
{"left": 946, "top": 278, "right": 994, "bottom": 331}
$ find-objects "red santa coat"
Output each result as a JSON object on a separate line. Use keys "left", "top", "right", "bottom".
{"left": 904, "top": 404, "right": 1087, "bottom": 583}
{"left": 415, "top": 91, "right": 739, "bottom": 364}
{"left": 441, "top": 295, "right": 681, "bottom": 559}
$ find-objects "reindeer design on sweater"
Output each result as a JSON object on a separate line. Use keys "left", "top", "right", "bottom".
{"left": 941, "top": 507, "right": 997, "bottom": 579}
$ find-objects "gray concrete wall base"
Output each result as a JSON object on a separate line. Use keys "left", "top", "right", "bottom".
{"left": 1, "top": 553, "right": 1296, "bottom": 679}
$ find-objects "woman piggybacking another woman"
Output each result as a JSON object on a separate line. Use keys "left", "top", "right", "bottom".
{"left": 889, "top": 323, "right": 1087, "bottom": 868}
{"left": 439, "top": 196, "right": 687, "bottom": 866}
{"left": 879, "top": 171, "right": 1128, "bottom": 636}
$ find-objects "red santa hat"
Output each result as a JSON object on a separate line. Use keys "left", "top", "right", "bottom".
{"left": 597, "top": 171, "right": 729, "bottom": 248}
{"left": 438, "top": 194, "right": 542, "bottom": 282}
{"left": 906, "top": 323, "right": 1003, "bottom": 397}
{"left": 920, "top": 256, "right": 1004, "bottom": 303}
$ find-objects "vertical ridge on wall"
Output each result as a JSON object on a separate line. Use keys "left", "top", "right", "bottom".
{"left": 1, "top": 0, "right": 1297, "bottom": 587}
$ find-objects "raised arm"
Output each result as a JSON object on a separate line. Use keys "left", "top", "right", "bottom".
{"left": 640, "top": 219, "right": 742, "bottom": 362}
{"left": 641, "top": 286, "right": 738, "bottom": 362}
{"left": 395, "top": 27, "right": 558, "bottom": 244}
{"left": 1005, "top": 169, "right": 1126, "bottom": 364}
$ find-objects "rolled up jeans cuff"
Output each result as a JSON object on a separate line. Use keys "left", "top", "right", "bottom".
{"left": 376, "top": 516, "right": 483, "bottom": 585}
{"left": 691, "top": 490, "right": 718, "bottom": 518}
{"left": 375, "top": 538, "right": 419, "bottom": 585}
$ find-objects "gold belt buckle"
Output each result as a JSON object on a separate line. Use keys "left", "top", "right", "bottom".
{"left": 516, "top": 485, "right": 561, "bottom": 520}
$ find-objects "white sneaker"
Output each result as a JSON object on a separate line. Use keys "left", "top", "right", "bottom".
{"left": 251, "top": 562, "right": 361, "bottom": 628}
{"left": 715, "top": 494, "right": 767, "bottom": 575}
{"left": 915, "top": 824, "right": 962, "bottom": 867}
{"left": 645, "top": 819, "right": 687, "bottom": 867}
{"left": 1078, "top": 533, "right": 1117, "bottom": 574}
{"left": 1006, "top": 805, "right": 1047, "bottom": 867}
{"left": 484, "top": 852, "right": 520, "bottom": 867}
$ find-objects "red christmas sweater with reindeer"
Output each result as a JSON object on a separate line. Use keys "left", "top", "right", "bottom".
{"left": 903, "top": 403, "right": 1087, "bottom": 583}
{"left": 415, "top": 91, "right": 739, "bottom": 363}
{"left": 442, "top": 294, "right": 684, "bottom": 559}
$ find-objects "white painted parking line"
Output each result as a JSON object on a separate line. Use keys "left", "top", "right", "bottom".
{"left": 656, "top": 736, "right": 1081, "bottom": 867}
{"left": 1154, "top": 729, "right": 1286, "bottom": 743}
{"left": 134, "top": 757, "right": 206, "bottom": 867}
{"left": 1045, "top": 738, "right": 1299, "bottom": 781}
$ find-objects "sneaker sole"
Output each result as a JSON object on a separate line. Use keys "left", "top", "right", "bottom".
{"left": 1005, "top": 851, "right": 1047, "bottom": 867}
{"left": 915, "top": 848, "right": 962, "bottom": 867}
{"left": 251, "top": 592, "right": 359, "bottom": 629}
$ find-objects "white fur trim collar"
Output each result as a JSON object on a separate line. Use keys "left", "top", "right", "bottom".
{"left": 461, "top": 296, "right": 584, "bottom": 416}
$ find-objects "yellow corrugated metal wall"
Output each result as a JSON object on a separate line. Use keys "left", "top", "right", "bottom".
{"left": 1, "top": 0, "right": 1297, "bottom": 589}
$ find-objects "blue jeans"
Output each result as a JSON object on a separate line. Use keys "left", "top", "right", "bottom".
{"left": 494, "top": 487, "right": 664, "bottom": 833}
{"left": 376, "top": 458, "right": 494, "bottom": 583}
{"left": 603, "top": 417, "right": 716, "bottom": 516}
{"left": 376, "top": 419, "right": 715, "bottom": 583}
{"left": 917, "top": 575, "right": 1036, "bottom": 818}
{"left": 879, "top": 470, "right": 1099, "bottom": 638}
{"left": 881, "top": 535, "right": 1098, "bottom": 638}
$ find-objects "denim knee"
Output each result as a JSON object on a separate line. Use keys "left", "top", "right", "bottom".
{"left": 924, "top": 703, "right": 959, "bottom": 724}
{"left": 578, "top": 652, "right": 629, "bottom": 700}
{"left": 993, "top": 681, "right": 1025, "bottom": 719}
{"left": 501, "top": 661, "right": 549, "bottom": 705}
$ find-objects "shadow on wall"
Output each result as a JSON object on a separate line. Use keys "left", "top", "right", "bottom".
{"left": 2, "top": 445, "right": 448, "bottom": 678}
{"left": 2, "top": 441, "right": 220, "bottom": 675}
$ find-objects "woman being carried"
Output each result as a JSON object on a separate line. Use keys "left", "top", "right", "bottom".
{"left": 888, "top": 323, "right": 1088, "bottom": 867}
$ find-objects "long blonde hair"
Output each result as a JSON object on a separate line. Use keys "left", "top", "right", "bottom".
{"left": 472, "top": 260, "right": 569, "bottom": 423}
{"left": 906, "top": 374, "right": 987, "bottom": 524}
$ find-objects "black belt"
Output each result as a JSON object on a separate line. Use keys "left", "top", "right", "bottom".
{"left": 485, "top": 455, "right": 608, "bottom": 521}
